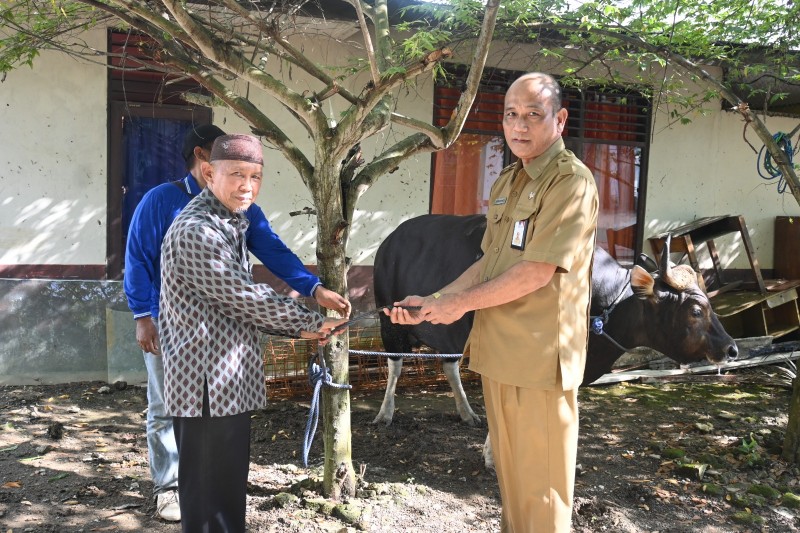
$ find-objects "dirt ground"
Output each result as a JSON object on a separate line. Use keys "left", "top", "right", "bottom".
{"left": 1, "top": 366, "right": 800, "bottom": 532}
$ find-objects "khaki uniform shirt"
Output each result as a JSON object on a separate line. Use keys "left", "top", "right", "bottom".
{"left": 466, "top": 138, "right": 598, "bottom": 391}
{"left": 160, "top": 188, "right": 324, "bottom": 417}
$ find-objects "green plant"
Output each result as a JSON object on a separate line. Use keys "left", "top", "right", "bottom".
{"left": 738, "top": 432, "right": 765, "bottom": 468}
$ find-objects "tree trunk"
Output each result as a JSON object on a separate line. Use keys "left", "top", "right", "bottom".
{"left": 782, "top": 375, "right": 800, "bottom": 464}
{"left": 313, "top": 163, "right": 356, "bottom": 498}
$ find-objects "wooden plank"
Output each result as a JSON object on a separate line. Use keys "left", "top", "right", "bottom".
{"left": 711, "top": 290, "right": 770, "bottom": 316}
{"left": 589, "top": 351, "right": 800, "bottom": 386}
{"left": 764, "top": 287, "right": 798, "bottom": 309}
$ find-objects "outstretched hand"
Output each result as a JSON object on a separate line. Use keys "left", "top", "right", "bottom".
{"left": 383, "top": 295, "right": 427, "bottom": 325}
{"left": 384, "top": 294, "right": 466, "bottom": 326}
{"left": 314, "top": 287, "right": 351, "bottom": 318}
{"left": 299, "top": 317, "right": 349, "bottom": 345}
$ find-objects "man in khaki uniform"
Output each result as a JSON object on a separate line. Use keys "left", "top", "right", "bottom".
{"left": 387, "top": 72, "right": 598, "bottom": 532}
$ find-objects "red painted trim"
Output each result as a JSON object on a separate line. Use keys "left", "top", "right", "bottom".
{"left": 0, "top": 265, "right": 107, "bottom": 280}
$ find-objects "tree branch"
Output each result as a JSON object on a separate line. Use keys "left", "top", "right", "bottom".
{"left": 335, "top": 46, "right": 452, "bottom": 151}
{"left": 156, "top": 45, "right": 315, "bottom": 185}
{"left": 159, "top": 0, "right": 326, "bottom": 135}
{"left": 267, "top": 26, "right": 360, "bottom": 105}
{"left": 390, "top": 112, "right": 445, "bottom": 147}
{"left": 348, "top": 132, "right": 436, "bottom": 204}
{"left": 439, "top": 0, "right": 500, "bottom": 148}
{"left": 352, "top": 0, "right": 380, "bottom": 85}
{"left": 344, "top": 0, "right": 501, "bottom": 175}
{"left": 214, "top": 0, "right": 359, "bottom": 105}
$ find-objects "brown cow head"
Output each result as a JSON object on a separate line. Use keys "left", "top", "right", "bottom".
{"left": 629, "top": 235, "right": 738, "bottom": 366}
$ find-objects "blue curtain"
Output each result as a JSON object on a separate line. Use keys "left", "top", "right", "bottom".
{"left": 121, "top": 117, "right": 195, "bottom": 240}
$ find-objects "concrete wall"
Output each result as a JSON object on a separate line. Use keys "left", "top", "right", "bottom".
{"left": 0, "top": 279, "right": 143, "bottom": 385}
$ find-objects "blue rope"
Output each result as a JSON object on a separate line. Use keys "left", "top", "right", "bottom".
{"left": 590, "top": 313, "right": 631, "bottom": 352}
{"left": 302, "top": 346, "right": 351, "bottom": 467}
{"left": 589, "top": 271, "right": 632, "bottom": 352}
{"left": 757, "top": 132, "right": 796, "bottom": 194}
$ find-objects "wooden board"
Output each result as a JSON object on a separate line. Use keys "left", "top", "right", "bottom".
{"left": 591, "top": 350, "right": 800, "bottom": 386}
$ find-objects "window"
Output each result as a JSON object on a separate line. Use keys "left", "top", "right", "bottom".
{"left": 567, "top": 88, "right": 650, "bottom": 264}
{"left": 430, "top": 67, "right": 651, "bottom": 265}
{"left": 431, "top": 86, "right": 506, "bottom": 214}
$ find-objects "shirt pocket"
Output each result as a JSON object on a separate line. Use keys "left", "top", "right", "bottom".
{"left": 511, "top": 202, "right": 536, "bottom": 222}
{"left": 487, "top": 204, "right": 505, "bottom": 226}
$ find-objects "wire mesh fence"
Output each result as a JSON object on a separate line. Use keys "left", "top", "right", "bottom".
{"left": 262, "top": 321, "right": 478, "bottom": 400}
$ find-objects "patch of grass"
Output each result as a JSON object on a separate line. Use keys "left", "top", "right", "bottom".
{"left": 782, "top": 492, "right": 800, "bottom": 509}
{"left": 661, "top": 448, "right": 686, "bottom": 460}
{"left": 728, "top": 492, "right": 767, "bottom": 508}
{"left": 747, "top": 484, "right": 781, "bottom": 500}
{"left": 701, "top": 483, "right": 725, "bottom": 496}
{"left": 730, "top": 511, "right": 764, "bottom": 526}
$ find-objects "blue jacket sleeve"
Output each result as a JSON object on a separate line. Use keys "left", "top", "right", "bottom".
{"left": 123, "top": 187, "right": 179, "bottom": 318}
{"left": 245, "top": 204, "right": 321, "bottom": 297}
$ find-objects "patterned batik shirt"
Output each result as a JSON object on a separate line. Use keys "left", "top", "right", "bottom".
{"left": 159, "top": 188, "right": 325, "bottom": 417}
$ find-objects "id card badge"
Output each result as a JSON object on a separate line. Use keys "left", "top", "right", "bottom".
{"left": 511, "top": 219, "right": 528, "bottom": 250}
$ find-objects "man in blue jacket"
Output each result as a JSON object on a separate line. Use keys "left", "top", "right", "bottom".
{"left": 124, "top": 124, "right": 350, "bottom": 522}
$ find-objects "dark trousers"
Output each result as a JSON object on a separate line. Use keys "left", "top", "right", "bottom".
{"left": 173, "top": 386, "right": 252, "bottom": 533}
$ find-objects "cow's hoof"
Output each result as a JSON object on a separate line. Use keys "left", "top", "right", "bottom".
{"left": 482, "top": 449, "right": 495, "bottom": 470}
{"left": 371, "top": 414, "right": 393, "bottom": 426}
{"left": 457, "top": 410, "right": 482, "bottom": 427}
{"left": 460, "top": 414, "right": 483, "bottom": 427}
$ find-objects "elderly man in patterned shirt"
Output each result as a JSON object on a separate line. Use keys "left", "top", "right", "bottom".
{"left": 160, "top": 134, "right": 345, "bottom": 533}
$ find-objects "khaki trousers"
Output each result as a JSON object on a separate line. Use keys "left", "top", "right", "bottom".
{"left": 482, "top": 375, "right": 579, "bottom": 533}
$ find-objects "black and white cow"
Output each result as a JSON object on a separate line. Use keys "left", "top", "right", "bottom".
{"left": 372, "top": 214, "right": 738, "bottom": 428}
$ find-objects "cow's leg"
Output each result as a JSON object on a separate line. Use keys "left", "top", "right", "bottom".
{"left": 442, "top": 359, "right": 481, "bottom": 426}
{"left": 372, "top": 358, "right": 402, "bottom": 425}
{"left": 482, "top": 432, "right": 494, "bottom": 470}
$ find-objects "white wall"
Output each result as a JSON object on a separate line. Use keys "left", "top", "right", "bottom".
{"left": 0, "top": 24, "right": 433, "bottom": 270}
{"left": 0, "top": 28, "right": 108, "bottom": 265}
{"left": 2, "top": 27, "right": 797, "bottom": 273}
{"left": 647, "top": 103, "right": 799, "bottom": 270}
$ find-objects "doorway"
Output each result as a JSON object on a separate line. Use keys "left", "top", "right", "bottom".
{"left": 106, "top": 102, "right": 212, "bottom": 279}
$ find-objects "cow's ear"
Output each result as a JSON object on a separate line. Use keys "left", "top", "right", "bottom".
{"left": 637, "top": 254, "right": 658, "bottom": 273}
{"left": 630, "top": 265, "right": 655, "bottom": 299}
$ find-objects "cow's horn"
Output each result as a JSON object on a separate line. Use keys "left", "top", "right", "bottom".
{"left": 659, "top": 233, "right": 672, "bottom": 278}
{"left": 659, "top": 234, "right": 696, "bottom": 290}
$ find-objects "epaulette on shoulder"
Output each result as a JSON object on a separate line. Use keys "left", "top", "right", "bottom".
{"left": 500, "top": 162, "right": 517, "bottom": 175}
{"left": 557, "top": 156, "right": 581, "bottom": 177}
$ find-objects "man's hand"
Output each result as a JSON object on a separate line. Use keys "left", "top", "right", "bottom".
{"left": 299, "top": 317, "right": 349, "bottom": 345}
{"left": 135, "top": 317, "right": 161, "bottom": 355}
{"left": 314, "top": 287, "right": 351, "bottom": 318}
{"left": 384, "top": 293, "right": 467, "bottom": 326}
{"left": 383, "top": 295, "right": 426, "bottom": 325}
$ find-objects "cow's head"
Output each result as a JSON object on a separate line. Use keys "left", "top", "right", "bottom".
{"left": 629, "top": 235, "right": 738, "bottom": 366}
